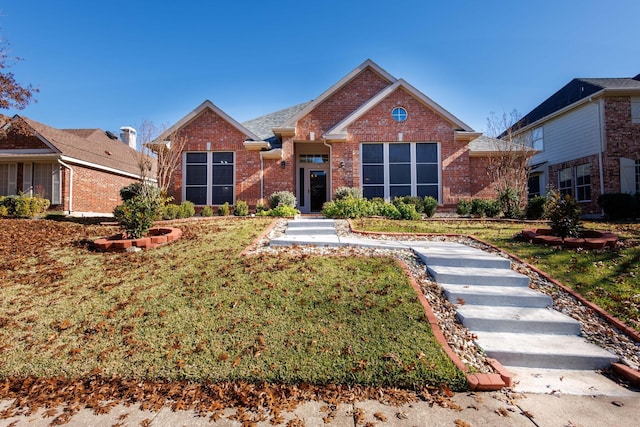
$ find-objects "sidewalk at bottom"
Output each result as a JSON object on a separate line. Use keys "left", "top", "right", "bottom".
{"left": 2, "top": 390, "right": 639, "bottom": 426}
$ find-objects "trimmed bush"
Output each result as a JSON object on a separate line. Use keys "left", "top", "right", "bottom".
{"left": 322, "top": 198, "right": 372, "bottom": 218}
{"left": 114, "top": 183, "right": 162, "bottom": 239}
{"left": 234, "top": 200, "right": 249, "bottom": 216}
{"left": 394, "top": 201, "right": 421, "bottom": 220}
{"left": 178, "top": 201, "right": 195, "bottom": 218}
{"left": 545, "top": 191, "right": 581, "bottom": 238}
{"left": 526, "top": 196, "right": 546, "bottom": 220}
{"left": 333, "top": 187, "right": 362, "bottom": 200}
{"left": 256, "top": 203, "right": 267, "bottom": 214}
{"left": 394, "top": 196, "right": 425, "bottom": 213}
{"left": 218, "top": 202, "right": 230, "bottom": 216}
{"left": 269, "top": 191, "right": 296, "bottom": 209}
{"left": 4, "top": 195, "right": 51, "bottom": 218}
{"left": 498, "top": 187, "right": 522, "bottom": 219}
{"left": 256, "top": 206, "right": 299, "bottom": 217}
{"left": 456, "top": 199, "right": 472, "bottom": 216}
{"left": 159, "top": 204, "right": 180, "bottom": 220}
{"left": 422, "top": 196, "right": 438, "bottom": 218}
{"left": 597, "top": 193, "right": 639, "bottom": 220}
{"left": 201, "top": 206, "right": 214, "bottom": 217}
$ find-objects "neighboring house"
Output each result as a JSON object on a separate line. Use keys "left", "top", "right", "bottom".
{"left": 0, "top": 115, "right": 155, "bottom": 215}
{"left": 510, "top": 74, "right": 640, "bottom": 214}
{"left": 155, "top": 59, "right": 505, "bottom": 213}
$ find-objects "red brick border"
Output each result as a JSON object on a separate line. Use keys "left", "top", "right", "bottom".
{"left": 94, "top": 227, "right": 182, "bottom": 252}
{"left": 239, "top": 219, "right": 280, "bottom": 257}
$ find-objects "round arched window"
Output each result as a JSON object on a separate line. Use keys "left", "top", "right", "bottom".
{"left": 391, "top": 107, "right": 407, "bottom": 122}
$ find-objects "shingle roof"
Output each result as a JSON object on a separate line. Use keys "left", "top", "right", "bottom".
{"left": 242, "top": 102, "right": 311, "bottom": 140}
{"left": 513, "top": 74, "right": 640, "bottom": 131}
{"left": 18, "top": 116, "right": 152, "bottom": 177}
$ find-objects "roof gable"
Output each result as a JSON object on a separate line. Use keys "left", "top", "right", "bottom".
{"left": 281, "top": 59, "right": 397, "bottom": 129}
{"left": 324, "top": 79, "right": 473, "bottom": 139}
{"left": 156, "top": 100, "right": 261, "bottom": 142}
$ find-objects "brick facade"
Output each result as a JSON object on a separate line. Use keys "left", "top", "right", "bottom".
{"left": 66, "top": 165, "right": 138, "bottom": 213}
{"left": 547, "top": 154, "right": 601, "bottom": 213}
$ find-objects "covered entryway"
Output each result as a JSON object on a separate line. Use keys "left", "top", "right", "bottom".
{"left": 295, "top": 143, "right": 330, "bottom": 214}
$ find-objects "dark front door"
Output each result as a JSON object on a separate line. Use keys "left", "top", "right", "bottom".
{"left": 310, "top": 170, "right": 327, "bottom": 212}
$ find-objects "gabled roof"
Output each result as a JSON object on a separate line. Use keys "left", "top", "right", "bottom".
{"left": 513, "top": 73, "right": 640, "bottom": 131}
{"left": 324, "top": 79, "right": 474, "bottom": 140}
{"left": 280, "top": 59, "right": 397, "bottom": 130}
{"left": 9, "top": 115, "right": 149, "bottom": 177}
{"left": 242, "top": 102, "right": 310, "bottom": 141}
{"left": 155, "top": 100, "right": 262, "bottom": 142}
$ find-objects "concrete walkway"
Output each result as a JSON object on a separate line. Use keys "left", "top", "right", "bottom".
{"left": 270, "top": 218, "right": 636, "bottom": 397}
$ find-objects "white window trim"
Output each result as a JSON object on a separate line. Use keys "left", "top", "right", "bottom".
{"left": 631, "top": 97, "right": 640, "bottom": 124}
{"left": 182, "top": 151, "right": 236, "bottom": 206}
{"left": 575, "top": 163, "right": 591, "bottom": 202}
{"left": 360, "top": 142, "right": 441, "bottom": 202}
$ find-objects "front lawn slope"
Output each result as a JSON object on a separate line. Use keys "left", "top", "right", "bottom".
{"left": 0, "top": 218, "right": 466, "bottom": 390}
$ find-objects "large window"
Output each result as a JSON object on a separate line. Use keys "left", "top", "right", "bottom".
{"left": 632, "top": 97, "right": 640, "bottom": 124}
{"left": 32, "top": 163, "right": 61, "bottom": 204}
{"left": 0, "top": 164, "right": 12, "bottom": 196}
{"left": 528, "top": 175, "right": 541, "bottom": 199}
{"left": 558, "top": 167, "right": 572, "bottom": 197}
{"left": 575, "top": 164, "right": 591, "bottom": 201}
{"left": 361, "top": 142, "right": 439, "bottom": 201}
{"left": 184, "top": 152, "right": 234, "bottom": 205}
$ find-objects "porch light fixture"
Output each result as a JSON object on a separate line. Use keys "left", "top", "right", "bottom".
{"left": 280, "top": 160, "right": 286, "bottom": 169}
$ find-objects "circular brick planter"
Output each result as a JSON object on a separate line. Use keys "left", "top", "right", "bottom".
{"left": 94, "top": 227, "right": 182, "bottom": 252}
{"left": 521, "top": 228, "right": 618, "bottom": 249}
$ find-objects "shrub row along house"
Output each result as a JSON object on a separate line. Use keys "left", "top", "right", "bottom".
{"left": 152, "top": 59, "right": 506, "bottom": 214}
{"left": 0, "top": 115, "right": 154, "bottom": 215}
{"left": 509, "top": 73, "right": 640, "bottom": 214}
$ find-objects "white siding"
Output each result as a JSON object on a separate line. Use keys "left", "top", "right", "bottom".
{"left": 529, "top": 101, "right": 601, "bottom": 166}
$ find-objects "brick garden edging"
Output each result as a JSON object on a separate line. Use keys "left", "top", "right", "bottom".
{"left": 94, "top": 227, "right": 182, "bottom": 252}
{"left": 521, "top": 228, "right": 618, "bottom": 249}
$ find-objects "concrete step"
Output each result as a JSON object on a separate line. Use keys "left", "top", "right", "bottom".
{"left": 286, "top": 219, "right": 335, "bottom": 228}
{"left": 285, "top": 227, "right": 337, "bottom": 235}
{"left": 441, "top": 284, "right": 553, "bottom": 308}
{"left": 413, "top": 246, "right": 511, "bottom": 269}
{"left": 457, "top": 305, "right": 581, "bottom": 335}
{"left": 427, "top": 265, "right": 530, "bottom": 287}
{"left": 473, "top": 332, "right": 619, "bottom": 369}
{"left": 269, "top": 235, "right": 343, "bottom": 247}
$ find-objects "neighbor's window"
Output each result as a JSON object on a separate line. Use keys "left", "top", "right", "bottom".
{"left": 558, "top": 167, "right": 573, "bottom": 197}
{"left": 0, "top": 164, "right": 11, "bottom": 196}
{"left": 32, "top": 163, "right": 61, "bottom": 204}
{"left": 531, "top": 127, "right": 544, "bottom": 151}
{"left": 528, "top": 174, "right": 541, "bottom": 198}
{"left": 184, "top": 152, "right": 234, "bottom": 205}
{"left": 575, "top": 163, "right": 591, "bottom": 201}
{"left": 632, "top": 97, "right": 640, "bottom": 124}
{"left": 361, "top": 142, "right": 439, "bottom": 201}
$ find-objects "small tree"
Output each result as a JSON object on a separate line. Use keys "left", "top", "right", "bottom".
{"left": 113, "top": 182, "right": 162, "bottom": 239}
{"left": 545, "top": 191, "right": 581, "bottom": 239}
{"left": 485, "top": 110, "right": 537, "bottom": 218}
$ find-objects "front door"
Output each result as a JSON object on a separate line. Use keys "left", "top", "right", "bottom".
{"left": 310, "top": 170, "right": 327, "bottom": 212}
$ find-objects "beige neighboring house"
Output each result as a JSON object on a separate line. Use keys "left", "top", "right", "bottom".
{"left": 0, "top": 115, "right": 155, "bottom": 215}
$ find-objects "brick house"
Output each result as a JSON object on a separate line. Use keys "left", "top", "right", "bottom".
{"left": 0, "top": 115, "right": 154, "bottom": 215}
{"left": 155, "top": 59, "right": 506, "bottom": 213}
{"left": 510, "top": 74, "right": 640, "bottom": 214}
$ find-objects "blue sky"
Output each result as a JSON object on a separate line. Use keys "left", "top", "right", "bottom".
{"left": 2, "top": 0, "right": 639, "bottom": 135}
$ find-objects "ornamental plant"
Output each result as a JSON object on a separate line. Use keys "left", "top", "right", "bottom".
{"left": 113, "top": 182, "right": 162, "bottom": 239}
{"left": 545, "top": 191, "right": 581, "bottom": 239}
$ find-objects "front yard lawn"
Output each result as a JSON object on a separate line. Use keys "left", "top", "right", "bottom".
{"left": 0, "top": 218, "right": 466, "bottom": 390}
{"left": 351, "top": 218, "right": 640, "bottom": 331}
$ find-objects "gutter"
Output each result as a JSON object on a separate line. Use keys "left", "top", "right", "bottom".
{"left": 323, "top": 139, "right": 333, "bottom": 200}
{"left": 58, "top": 158, "right": 73, "bottom": 214}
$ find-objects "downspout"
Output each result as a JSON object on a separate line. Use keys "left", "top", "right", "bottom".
{"left": 260, "top": 153, "right": 264, "bottom": 203}
{"left": 323, "top": 139, "right": 332, "bottom": 200}
{"left": 597, "top": 98, "right": 605, "bottom": 196}
{"left": 57, "top": 158, "right": 73, "bottom": 214}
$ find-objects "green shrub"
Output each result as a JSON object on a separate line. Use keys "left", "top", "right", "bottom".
{"left": 545, "top": 191, "right": 581, "bottom": 239}
{"left": 422, "top": 196, "right": 438, "bottom": 218}
{"left": 256, "top": 203, "right": 267, "bottom": 214}
{"left": 470, "top": 199, "right": 488, "bottom": 217}
{"left": 597, "top": 193, "right": 639, "bottom": 220}
{"left": 201, "top": 206, "right": 214, "bottom": 217}
{"left": 269, "top": 191, "right": 297, "bottom": 209}
{"left": 456, "top": 199, "right": 472, "bottom": 216}
{"left": 178, "top": 201, "right": 195, "bottom": 218}
{"left": 256, "top": 206, "right": 299, "bottom": 217}
{"left": 394, "top": 201, "right": 421, "bottom": 220}
{"left": 333, "top": 187, "right": 362, "bottom": 200}
{"left": 322, "top": 197, "right": 372, "bottom": 218}
{"left": 160, "top": 204, "right": 180, "bottom": 220}
{"left": 484, "top": 200, "right": 500, "bottom": 218}
{"left": 11, "top": 195, "right": 50, "bottom": 218}
{"left": 233, "top": 200, "right": 249, "bottom": 216}
{"left": 498, "top": 187, "right": 522, "bottom": 219}
{"left": 526, "top": 196, "right": 546, "bottom": 220}
{"left": 218, "top": 202, "right": 230, "bottom": 216}
{"left": 114, "top": 183, "right": 162, "bottom": 239}
{"left": 393, "top": 196, "right": 425, "bottom": 213}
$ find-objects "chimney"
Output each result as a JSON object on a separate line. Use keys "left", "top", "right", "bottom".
{"left": 119, "top": 126, "right": 137, "bottom": 150}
